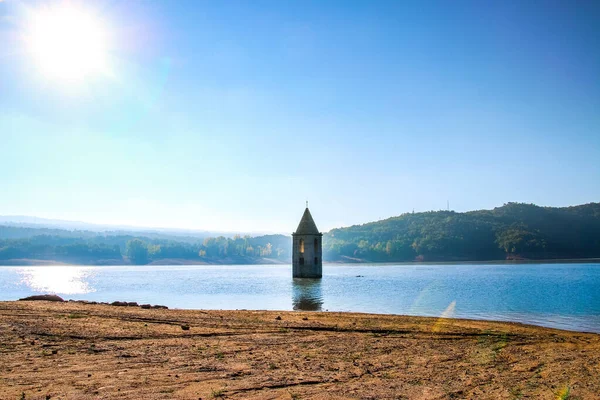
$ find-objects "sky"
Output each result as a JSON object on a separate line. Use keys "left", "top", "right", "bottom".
{"left": 1, "top": 0, "right": 599, "bottom": 233}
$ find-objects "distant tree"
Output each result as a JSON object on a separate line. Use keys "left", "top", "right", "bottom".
{"left": 495, "top": 227, "right": 546, "bottom": 255}
{"left": 264, "top": 242, "right": 272, "bottom": 257}
{"left": 1, "top": 202, "right": 599, "bottom": 264}
{"left": 385, "top": 240, "right": 393, "bottom": 255}
{"left": 126, "top": 239, "right": 149, "bottom": 265}
{"left": 147, "top": 244, "right": 161, "bottom": 259}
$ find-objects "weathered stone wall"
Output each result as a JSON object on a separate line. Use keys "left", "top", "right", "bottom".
{"left": 292, "top": 233, "right": 323, "bottom": 278}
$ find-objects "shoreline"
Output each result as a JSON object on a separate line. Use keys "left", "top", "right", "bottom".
{"left": 1, "top": 257, "right": 600, "bottom": 266}
{"left": 0, "top": 257, "right": 288, "bottom": 266}
{"left": 6, "top": 296, "right": 600, "bottom": 335}
{"left": 1, "top": 300, "right": 598, "bottom": 399}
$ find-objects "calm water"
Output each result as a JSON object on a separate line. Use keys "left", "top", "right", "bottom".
{"left": 1, "top": 263, "right": 599, "bottom": 333}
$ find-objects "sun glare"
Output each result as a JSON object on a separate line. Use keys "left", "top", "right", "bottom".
{"left": 24, "top": 2, "right": 112, "bottom": 85}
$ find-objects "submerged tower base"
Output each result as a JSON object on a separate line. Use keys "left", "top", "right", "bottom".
{"left": 292, "top": 207, "right": 322, "bottom": 279}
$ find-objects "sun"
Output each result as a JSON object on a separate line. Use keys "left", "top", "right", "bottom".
{"left": 23, "top": 2, "right": 112, "bottom": 85}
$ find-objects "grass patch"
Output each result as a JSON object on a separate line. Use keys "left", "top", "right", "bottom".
{"left": 556, "top": 385, "right": 572, "bottom": 400}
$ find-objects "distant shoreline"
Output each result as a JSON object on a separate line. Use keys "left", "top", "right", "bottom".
{"left": 328, "top": 257, "right": 600, "bottom": 265}
{"left": 0, "top": 257, "right": 287, "bottom": 266}
{"left": 1, "top": 257, "right": 599, "bottom": 266}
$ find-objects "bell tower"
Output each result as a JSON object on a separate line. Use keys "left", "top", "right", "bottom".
{"left": 292, "top": 204, "right": 322, "bottom": 278}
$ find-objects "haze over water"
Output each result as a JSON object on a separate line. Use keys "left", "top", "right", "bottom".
{"left": 2, "top": 263, "right": 599, "bottom": 333}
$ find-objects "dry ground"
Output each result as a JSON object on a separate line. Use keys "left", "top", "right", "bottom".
{"left": 0, "top": 301, "right": 599, "bottom": 400}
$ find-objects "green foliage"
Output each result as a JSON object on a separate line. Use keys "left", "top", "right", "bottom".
{"left": 125, "top": 239, "right": 149, "bottom": 265}
{"left": 0, "top": 228, "right": 291, "bottom": 265}
{"left": 323, "top": 202, "right": 600, "bottom": 262}
{"left": 0, "top": 235, "right": 121, "bottom": 261}
{"left": 1, "top": 202, "right": 599, "bottom": 264}
{"left": 556, "top": 385, "right": 571, "bottom": 400}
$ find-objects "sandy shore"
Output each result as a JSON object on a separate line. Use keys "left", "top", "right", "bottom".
{"left": 1, "top": 301, "right": 598, "bottom": 400}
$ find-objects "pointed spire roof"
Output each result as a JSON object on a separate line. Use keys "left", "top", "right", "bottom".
{"left": 295, "top": 207, "right": 320, "bottom": 235}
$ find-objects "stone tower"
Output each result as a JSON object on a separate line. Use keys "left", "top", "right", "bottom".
{"left": 292, "top": 206, "right": 323, "bottom": 278}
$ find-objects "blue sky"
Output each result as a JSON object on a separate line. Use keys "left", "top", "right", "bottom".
{"left": 1, "top": 0, "right": 599, "bottom": 233}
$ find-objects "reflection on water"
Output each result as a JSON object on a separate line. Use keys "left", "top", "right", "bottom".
{"left": 17, "top": 267, "right": 95, "bottom": 295}
{"left": 1, "top": 264, "right": 600, "bottom": 333}
{"left": 292, "top": 278, "right": 323, "bottom": 311}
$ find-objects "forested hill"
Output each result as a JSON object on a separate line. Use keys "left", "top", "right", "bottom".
{"left": 323, "top": 202, "right": 600, "bottom": 262}
{"left": 0, "top": 227, "right": 291, "bottom": 265}
{"left": 1, "top": 202, "right": 600, "bottom": 265}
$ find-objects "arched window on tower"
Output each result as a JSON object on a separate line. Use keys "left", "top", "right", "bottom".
{"left": 314, "top": 238, "right": 318, "bottom": 252}
{"left": 299, "top": 239, "right": 304, "bottom": 253}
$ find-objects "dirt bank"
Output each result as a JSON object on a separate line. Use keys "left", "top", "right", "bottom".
{"left": 0, "top": 301, "right": 598, "bottom": 399}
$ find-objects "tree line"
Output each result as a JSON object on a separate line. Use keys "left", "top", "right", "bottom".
{"left": 0, "top": 229, "right": 290, "bottom": 265}
{"left": 1, "top": 202, "right": 599, "bottom": 264}
{"left": 124, "top": 234, "right": 290, "bottom": 264}
{"left": 323, "top": 202, "right": 600, "bottom": 262}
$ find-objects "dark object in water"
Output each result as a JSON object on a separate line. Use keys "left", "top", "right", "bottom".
{"left": 19, "top": 294, "right": 64, "bottom": 302}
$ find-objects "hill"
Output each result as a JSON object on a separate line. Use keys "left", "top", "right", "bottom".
{"left": 324, "top": 202, "right": 600, "bottom": 262}
{"left": 1, "top": 202, "right": 599, "bottom": 265}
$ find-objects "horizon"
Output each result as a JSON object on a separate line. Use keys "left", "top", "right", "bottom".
{"left": 2, "top": 0, "right": 599, "bottom": 232}
{"left": 1, "top": 200, "right": 597, "bottom": 236}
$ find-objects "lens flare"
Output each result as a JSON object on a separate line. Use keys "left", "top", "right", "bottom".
{"left": 23, "top": 2, "right": 112, "bottom": 85}
{"left": 432, "top": 300, "right": 456, "bottom": 332}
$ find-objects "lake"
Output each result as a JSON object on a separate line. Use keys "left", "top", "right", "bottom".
{"left": 1, "top": 263, "right": 599, "bottom": 333}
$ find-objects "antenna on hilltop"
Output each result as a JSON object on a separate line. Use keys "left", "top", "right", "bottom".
{"left": 306, "top": 200, "right": 309, "bottom": 208}
{"left": 447, "top": 200, "right": 449, "bottom": 211}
